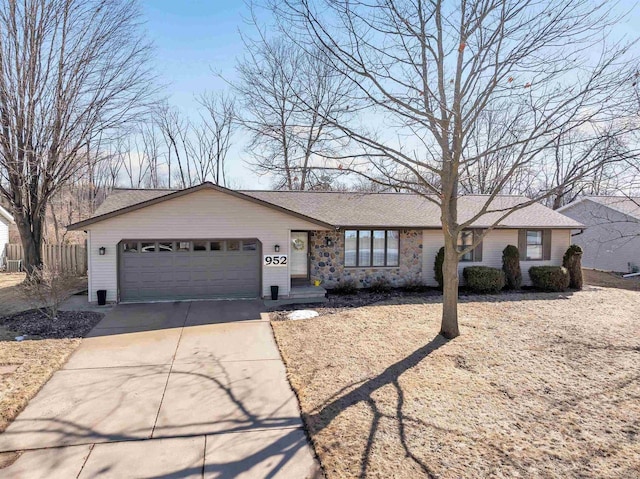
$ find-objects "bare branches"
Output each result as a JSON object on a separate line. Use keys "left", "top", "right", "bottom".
{"left": 233, "top": 17, "right": 352, "bottom": 190}
{"left": 268, "top": 0, "right": 640, "bottom": 337}
{"left": 0, "top": 0, "right": 155, "bottom": 274}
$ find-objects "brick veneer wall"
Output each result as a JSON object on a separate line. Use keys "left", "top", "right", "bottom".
{"left": 309, "top": 229, "right": 423, "bottom": 288}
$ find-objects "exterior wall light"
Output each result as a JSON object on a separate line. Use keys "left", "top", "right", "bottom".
{"left": 99, "top": 247, "right": 106, "bottom": 256}
{"left": 274, "top": 244, "right": 280, "bottom": 252}
{"left": 325, "top": 237, "right": 333, "bottom": 247}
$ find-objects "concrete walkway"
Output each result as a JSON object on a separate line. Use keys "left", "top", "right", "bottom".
{"left": 0, "top": 301, "right": 321, "bottom": 478}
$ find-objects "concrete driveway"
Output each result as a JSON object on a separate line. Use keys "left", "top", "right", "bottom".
{"left": 0, "top": 301, "right": 321, "bottom": 478}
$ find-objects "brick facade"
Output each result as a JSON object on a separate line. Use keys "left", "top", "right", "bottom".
{"left": 309, "top": 229, "right": 423, "bottom": 288}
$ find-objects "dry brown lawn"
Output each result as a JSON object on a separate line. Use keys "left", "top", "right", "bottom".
{"left": 0, "top": 338, "right": 80, "bottom": 432}
{"left": 273, "top": 287, "right": 640, "bottom": 479}
{"left": 0, "top": 273, "right": 31, "bottom": 318}
{"left": 584, "top": 269, "right": 640, "bottom": 291}
{"left": 0, "top": 273, "right": 88, "bottom": 318}
{"left": 0, "top": 273, "right": 94, "bottom": 433}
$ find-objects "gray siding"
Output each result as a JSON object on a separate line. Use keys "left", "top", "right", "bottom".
{"left": 560, "top": 200, "right": 640, "bottom": 273}
{"left": 0, "top": 216, "right": 9, "bottom": 262}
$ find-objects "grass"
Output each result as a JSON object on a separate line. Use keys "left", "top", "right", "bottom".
{"left": 0, "top": 273, "right": 31, "bottom": 318}
{"left": 584, "top": 268, "right": 640, "bottom": 291}
{"left": 0, "top": 273, "right": 96, "bottom": 433}
{"left": 0, "top": 273, "right": 87, "bottom": 318}
{"left": 0, "top": 338, "right": 81, "bottom": 433}
{"left": 272, "top": 288, "right": 640, "bottom": 478}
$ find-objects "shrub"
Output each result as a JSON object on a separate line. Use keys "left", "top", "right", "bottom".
{"left": 369, "top": 277, "right": 392, "bottom": 293}
{"left": 502, "top": 245, "right": 522, "bottom": 290}
{"left": 331, "top": 278, "right": 358, "bottom": 295}
{"left": 528, "top": 266, "right": 570, "bottom": 292}
{"left": 562, "top": 244, "right": 583, "bottom": 290}
{"left": 463, "top": 266, "right": 505, "bottom": 293}
{"left": 434, "top": 246, "right": 445, "bottom": 289}
{"left": 20, "top": 265, "right": 79, "bottom": 319}
{"left": 402, "top": 277, "right": 430, "bottom": 293}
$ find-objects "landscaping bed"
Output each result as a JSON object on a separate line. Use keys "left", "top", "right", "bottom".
{"left": 0, "top": 309, "right": 103, "bottom": 433}
{"left": 272, "top": 288, "right": 640, "bottom": 478}
{"left": 269, "top": 289, "right": 440, "bottom": 321}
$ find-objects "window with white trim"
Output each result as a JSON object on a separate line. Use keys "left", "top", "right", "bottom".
{"left": 344, "top": 230, "right": 400, "bottom": 267}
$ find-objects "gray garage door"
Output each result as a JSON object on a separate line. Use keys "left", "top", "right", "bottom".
{"left": 119, "top": 239, "right": 260, "bottom": 302}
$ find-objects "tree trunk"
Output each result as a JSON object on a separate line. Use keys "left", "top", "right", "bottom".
{"left": 440, "top": 234, "right": 460, "bottom": 339}
{"left": 14, "top": 214, "right": 44, "bottom": 277}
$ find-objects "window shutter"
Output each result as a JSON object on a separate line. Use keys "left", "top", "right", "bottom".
{"left": 518, "top": 230, "right": 527, "bottom": 260}
{"left": 473, "top": 229, "right": 483, "bottom": 262}
{"left": 543, "top": 229, "right": 552, "bottom": 261}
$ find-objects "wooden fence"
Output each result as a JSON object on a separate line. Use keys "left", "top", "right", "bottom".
{"left": 3, "top": 243, "right": 87, "bottom": 275}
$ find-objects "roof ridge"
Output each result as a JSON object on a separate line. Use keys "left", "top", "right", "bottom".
{"left": 113, "top": 187, "right": 177, "bottom": 192}
{"left": 244, "top": 190, "right": 528, "bottom": 197}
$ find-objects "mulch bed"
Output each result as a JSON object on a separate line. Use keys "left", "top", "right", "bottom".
{"left": 269, "top": 286, "right": 576, "bottom": 321}
{"left": 269, "top": 289, "right": 441, "bottom": 321}
{"left": 0, "top": 309, "right": 103, "bottom": 340}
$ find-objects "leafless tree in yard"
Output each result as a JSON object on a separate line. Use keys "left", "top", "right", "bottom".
{"left": 0, "top": 0, "right": 155, "bottom": 276}
{"left": 234, "top": 18, "right": 351, "bottom": 190}
{"left": 270, "top": 0, "right": 640, "bottom": 338}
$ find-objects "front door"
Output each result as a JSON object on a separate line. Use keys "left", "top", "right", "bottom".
{"left": 290, "top": 232, "right": 309, "bottom": 279}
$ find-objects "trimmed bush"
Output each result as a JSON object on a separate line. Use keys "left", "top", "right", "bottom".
{"left": 331, "top": 278, "right": 358, "bottom": 295}
{"left": 402, "top": 277, "right": 430, "bottom": 293}
{"left": 434, "top": 246, "right": 445, "bottom": 289}
{"left": 502, "top": 245, "right": 522, "bottom": 290}
{"left": 563, "top": 244, "right": 583, "bottom": 290}
{"left": 369, "top": 277, "right": 392, "bottom": 293}
{"left": 463, "top": 266, "right": 506, "bottom": 293}
{"left": 529, "top": 266, "right": 570, "bottom": 292}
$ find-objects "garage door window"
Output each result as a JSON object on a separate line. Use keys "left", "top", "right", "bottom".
{"left": 177, "top": 241, "right": 190, "bottom": 252}
{"left": 123, "top": 242, "right": 138, "bottom": 253}
{"left": 210, "top": 241, "right": 223, "bottom": 251}
{"left": 141, "top": 242, "right": 155, "bottom": 252}
{"left": 193, "top": 241, "right": 208, "bottom": 251}
{"left": 227, "top": 240, "right": 240, "bottom": 251}
{"left": 158, "top": 242, "right": 173, "bottom": 252}
{"left": 243, "top": 240, "right": 258, "bottom": 251}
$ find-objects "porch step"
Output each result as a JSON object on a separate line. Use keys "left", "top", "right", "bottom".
{"left": 264, "top": 296, "right": 328, "bottom": 308}
{"left": 289, "top": 285, "right": 327, "bottom": 299}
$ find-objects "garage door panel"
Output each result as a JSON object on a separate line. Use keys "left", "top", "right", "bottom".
{"left": 119, "top": 239, "right": 260, "bottom": 302}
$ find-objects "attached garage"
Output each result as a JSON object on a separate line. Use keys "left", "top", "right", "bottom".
{"left": 118, "top": 239, "right": 261, "bottom": 302}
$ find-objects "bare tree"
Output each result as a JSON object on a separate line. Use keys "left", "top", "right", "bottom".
{"left": 234, "top": 23, "right": 350, "bottom": 190}
{"left": 270, "top": 0, "right": 639, "bottom": 337}
{"left": 0, "top": 0, "right": 154, "bottom": 275}
{"left": 198, "top": 92, "right": 236, "bottom": 186}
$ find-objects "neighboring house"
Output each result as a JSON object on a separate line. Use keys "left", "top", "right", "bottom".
{"left": 558, "top": 196, "right": 640, "bottom": 273}
{"left": 68, "top": 182, "right": 582, "bottom": 303}
{"left": 0, "top": 205, "right": 14, "bottom": 267}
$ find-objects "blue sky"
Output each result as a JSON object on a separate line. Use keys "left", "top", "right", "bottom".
{"left": 141, "top": 1, "right": 270, "bottom": 188}
{"left": 139, "top": 1, "right": 640, "bottom": 189}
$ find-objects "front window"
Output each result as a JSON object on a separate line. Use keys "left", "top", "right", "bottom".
{"left": 526, "top": 230, "right": 543, "bottom": 260}
{"left": 344, "top": 230, "right": 400, "bottom": 267}
{"left": 458, "top": 231, "right": 474, "bottom": 261}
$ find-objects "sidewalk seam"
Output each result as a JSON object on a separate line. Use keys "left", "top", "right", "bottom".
{"left": 151, "top": 302, "right": 192, "bottom": 438}
{"left": 75, "top": 443, "right": 95, "bottom": 478}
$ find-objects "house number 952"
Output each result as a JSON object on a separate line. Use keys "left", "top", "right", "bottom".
{"left": 264, "top": 255, "right": 288, "bottom": 266}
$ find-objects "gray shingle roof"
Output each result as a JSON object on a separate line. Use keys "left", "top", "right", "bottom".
{"left": 93, "top": 188, "right": 175, "bottom": 216}
{"left": 86, "top": 186, "right": 582, "bottom": 229}
{"left": 583, "top": 196, "right": 640, "bottom": 220}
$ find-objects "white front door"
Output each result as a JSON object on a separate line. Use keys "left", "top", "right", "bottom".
{"left": 290, "top": 232, "right": 308, "bottom": 278}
